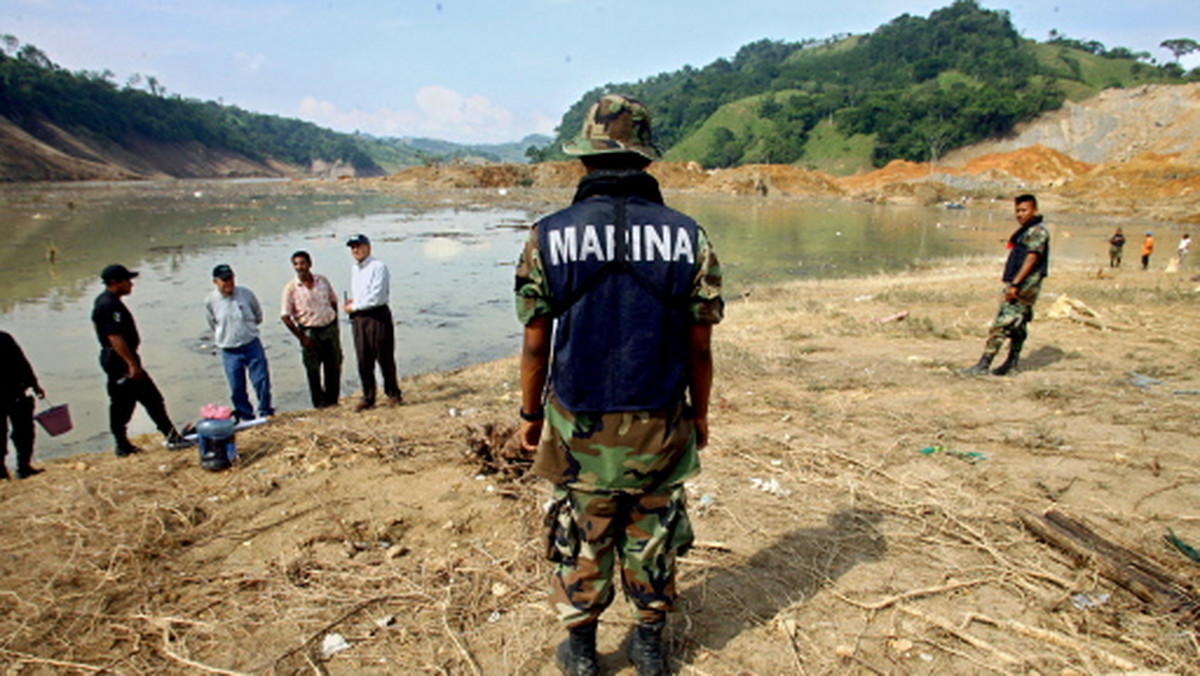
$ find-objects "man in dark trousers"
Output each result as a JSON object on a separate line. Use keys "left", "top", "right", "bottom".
{"left": 516, "top": 94, "right": 723, "bottom": 676}
{"left": 281, "top": 251, "right": 342, "bottom": 408}
{"left": 1, "top": 331, "right": 46, "bottom": 479}
{"left": 91, "top": 264, "right": 186, "bottom": 456}
{"left": 343, "top": 235, "right": 402, "bottom": 411}
{"left": 961, "top": 194, "right": 1050, "bottom": 376}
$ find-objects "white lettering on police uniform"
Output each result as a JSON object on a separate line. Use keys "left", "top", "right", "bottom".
{"left": 548, "top": 224, "right": 695, "bottom": 266}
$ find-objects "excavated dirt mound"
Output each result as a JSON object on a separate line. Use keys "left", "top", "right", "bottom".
{"left": 960, "top": 144, "right": 1095, "bottom": 184}
{"left": 384, "top": 161, "right": 845, "bottom": 199}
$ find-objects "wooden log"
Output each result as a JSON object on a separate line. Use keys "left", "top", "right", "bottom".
{"left": 1019, "top": 509, "right": 1200, "bottom": 624}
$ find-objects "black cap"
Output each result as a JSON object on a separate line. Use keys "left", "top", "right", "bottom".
{"left": 101, "top": 264, "right": 139, "bottom": 284}
{"left": 212, "top": 264, "right": 234, "bottom": 280}
{"left": 346, "top": 234, "right": 370, "bottom": 246}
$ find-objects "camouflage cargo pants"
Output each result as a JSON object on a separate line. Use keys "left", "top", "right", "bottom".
{"left": 546, "top": 485, "right": 694, "bottom": 628}
{"left": 984, "top": 300, "right": 1034, "bottom": 357}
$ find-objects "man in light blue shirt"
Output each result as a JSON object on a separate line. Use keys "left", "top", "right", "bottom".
{"left": 343, "top": 235, "right": 402, "bottom": 411}
{"left": 206, "top": 264, "right": 274, "bottom": 421}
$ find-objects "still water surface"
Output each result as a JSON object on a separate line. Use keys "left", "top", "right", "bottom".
{"left": 0, "top": 181, "right": 1151, "bottom": 460}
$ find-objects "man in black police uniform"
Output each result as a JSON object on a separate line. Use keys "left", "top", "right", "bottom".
{"left": 0, "top": 331, "right": 46, "bottom": 479}
{"left": 91, "top": 264, "right": 186, "bottom": 456}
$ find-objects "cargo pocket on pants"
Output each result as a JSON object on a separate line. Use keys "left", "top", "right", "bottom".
{"left": 665, "top": 486, "right": 695, "bottom": 558}
{"left": 544, "top": 491, "right": 580, "bottom": 564}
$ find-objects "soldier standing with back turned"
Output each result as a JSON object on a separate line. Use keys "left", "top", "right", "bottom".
{"left": 516, "top": 94, "right": 724, "bottom": 676}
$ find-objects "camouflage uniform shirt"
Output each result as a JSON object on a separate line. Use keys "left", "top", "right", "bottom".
{"left": 515, "top": 172, "right": 723, "bottom": 493}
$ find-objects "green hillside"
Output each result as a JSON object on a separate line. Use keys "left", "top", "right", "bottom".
{"left": 0, "top": 38, "right": 532, "bottom": 178}
{"left": 546, "top": 0, "right": 1195, "bottom": 172}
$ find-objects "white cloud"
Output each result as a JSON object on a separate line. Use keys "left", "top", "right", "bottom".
{"left": 232, "top": 51, "right": 267, "bottom": 74}
{"left": 297, "top": 86, "right": 553, "bottom": 143}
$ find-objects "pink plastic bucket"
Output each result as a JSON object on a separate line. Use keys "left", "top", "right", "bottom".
{"left": 34, "top": 404, "right": 73, "bottom": 436}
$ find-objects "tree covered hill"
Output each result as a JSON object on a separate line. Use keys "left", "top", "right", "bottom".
{"left": 544, "top": 0, "right": 1196, "bottom": 173}
{"left": 0, "top": 40, "right": 402, "bottom": 178}
{"left": 0, "top": 37, "right": 541, "bottom": 181}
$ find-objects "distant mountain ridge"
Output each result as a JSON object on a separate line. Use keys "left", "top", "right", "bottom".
{"left": 398, "top": 135, "right": 553, "bottom": 165}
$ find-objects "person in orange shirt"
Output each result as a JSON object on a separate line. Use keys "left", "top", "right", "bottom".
{"left": 1141, "top": 231, "right": 1155, "bottom": 270}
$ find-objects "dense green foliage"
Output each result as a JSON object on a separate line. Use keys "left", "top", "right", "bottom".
{"left": 547, "top": 0, "right": 1194, "bottom": 170}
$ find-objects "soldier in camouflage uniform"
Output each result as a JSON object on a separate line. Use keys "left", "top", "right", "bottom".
{"left": 962, "top": 194, "right": 1050, "bottom": 376}
{"left": 515, "top": 94, "right": 723, "bottom": 676}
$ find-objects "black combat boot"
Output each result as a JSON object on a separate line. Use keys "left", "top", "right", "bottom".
{"left": 556, "top": 622, "right": 599, "bottom": 676}
{"left": 626, "top": 620, "right": 668, "bottom": 676}
{"left": 991, "top": 342, "right": 1023, "bottom": 376}
{"left": 959, "top": 354, "right": 994, "bottom": 376}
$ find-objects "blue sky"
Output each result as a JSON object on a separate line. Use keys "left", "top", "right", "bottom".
{"left": 3, "top": 0, "right": 1197, "bottom": 144}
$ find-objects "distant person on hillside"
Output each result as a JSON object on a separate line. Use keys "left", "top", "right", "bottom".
{"left": 1141, "top": 231, "right": 1155, "bottom": 270}
{"left": 962, "top": 194, "right": 1050, "bottom": 377}
{"left": 1108, "top": 227, "right": 1125, "bottom": 268}
{"left": 515, "top": 94, "right": 723, "bottom": 676}
{"left": 1, "top": 331, "right": 45, "bottom": 479}
{"left": 344, "top": 234, "right": 402, "bottom": 411}
{"left": 1176, "top": 233, "right": 1191, "bottom": 267}
{"left": 206, "top": 264, "right": 274, "bottom": 422}
{"left": 280, "top": 251, "right": 342, "bottom": 408}
{"left": 91, "top": 264, "right": 188, "bottom": 456}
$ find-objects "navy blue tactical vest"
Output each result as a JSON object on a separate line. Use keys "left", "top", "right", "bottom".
{"left": 538, "top": 194, "right": 700, "bottom": 413}
{"left": 1003, "top": 218, "right": 1050, "bottom": 283}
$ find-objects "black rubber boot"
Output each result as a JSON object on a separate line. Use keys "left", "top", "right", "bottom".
{"left": 16, "top": 447, "right": 40, "bottom": 478}
{"left": 991, "top": 343, "right": 1023, "bottom": 376}
{"left": 626, "top": 620, "right": 668, "bottom": 676}
{"left": 556, "top": 622, "right": 599, "bottom": 676}
{"left": 959, "top": 354, "right": 994, "bottom": 376}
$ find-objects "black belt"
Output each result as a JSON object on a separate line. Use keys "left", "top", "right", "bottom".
{"left": 350, "top": 305, "right": 389, "bottom": 319}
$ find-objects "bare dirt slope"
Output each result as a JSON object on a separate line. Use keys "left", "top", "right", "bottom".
{"left": 942, "top": 84, "right": 1200, "bottom": 166}
{"left": 0, "top": 116, "right": 295, "bottom": 182}
{"left": 2, "top": 256, "right": 1198, "bottom": 675}
{"left": 0, "top": 116, "right": 138, "bottom": 182}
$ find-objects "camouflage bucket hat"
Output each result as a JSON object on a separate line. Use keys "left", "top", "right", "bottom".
{"left": 562, "top": 94, "right": 661, "bottom": 161}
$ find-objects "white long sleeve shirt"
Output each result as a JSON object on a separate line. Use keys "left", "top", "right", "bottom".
{"left": 349, "top": 256, "right": 390, "bottom": 312}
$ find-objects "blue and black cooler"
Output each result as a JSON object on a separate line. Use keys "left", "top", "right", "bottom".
{"left": 196, "top": 418, "right": 237, "bottom": 471}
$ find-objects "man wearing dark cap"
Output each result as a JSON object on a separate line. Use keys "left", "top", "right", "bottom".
{"left": 206, "top": 264, "right": 273, "bottom": 421}
{"left": 515, "top": 94, "right": 723, "bottom": 676}
{"left": 91, "top": 264, "right": 187, "bottom": 456}
{"left": 343, "top": 234, "right": 402, "bottom": 411}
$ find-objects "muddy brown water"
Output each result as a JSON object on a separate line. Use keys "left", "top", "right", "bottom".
{"left": 0, "top": 180, "right": 1162, "bottom": 461}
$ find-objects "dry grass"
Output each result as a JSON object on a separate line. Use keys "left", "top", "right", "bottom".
{"left": 2, "top": 258, "right": 1199, "bottom": 674}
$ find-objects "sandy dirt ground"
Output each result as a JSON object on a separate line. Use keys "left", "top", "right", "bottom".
{"left": 2, "top": 206, "right": 1198, "bottom": 675}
